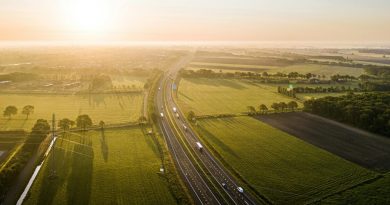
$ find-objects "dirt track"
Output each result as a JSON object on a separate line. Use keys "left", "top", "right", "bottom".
{"left": 256, "top": 112, "right": 390, "bottom": 172}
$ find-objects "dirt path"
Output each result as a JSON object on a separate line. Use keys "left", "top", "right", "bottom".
{"left": 256, "top": 112, "right": 390, "bottom": 172}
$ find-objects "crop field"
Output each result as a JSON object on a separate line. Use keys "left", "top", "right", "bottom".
{"left": 320, "top": 173, "right": 390, "bottom": 204}
{"left": 295, "top": 92, "right": 349, "bottom": 100}
{"left": 177, "top": 78, "right": 299, "bottom": 115}
{"left": 256, "top": 112, "right": 390, "bottom": 171}
{"left": 0, "top": 93, "right": 143, "bottom": 131}
{"left": 24, "top": 127, "right": 176, "bottom": 205}
{"left": 195, "top": 116, "right": 376, "bottom": 204}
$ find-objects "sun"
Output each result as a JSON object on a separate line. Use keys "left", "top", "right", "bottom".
{"left": 62, "top": 0, "right": 114, "bottom": 34}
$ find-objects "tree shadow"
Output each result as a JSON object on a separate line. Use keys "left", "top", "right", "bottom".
{"left": 36, "top": 143, "right": 70, "bottom": 205}
{"left": 198, "top": 125, "right": 239, "bottom": 159}
{"left": 178, "top": 91, "right": 193, "bottom": 101}
{"left": 100, "top": 129, "right": 108, "bottom": 162}
{"left": 185, "top": 78, "right": 247, "bottom": 90}
{"left": 66, "top": 138, "right": 94, "bottom": 205}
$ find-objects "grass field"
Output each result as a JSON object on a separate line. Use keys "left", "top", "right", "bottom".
{"left": 0, "top": 93, "right": 143, "bottom": 131}
{"left": 188, "top": 61, "right": 365, "bottom": 77}
{"left": 177, "top": 78, "right": 299, "bottom": 115}
{"left": 24, "top": 127, "right": 177, "bottom": 205}
{"left": 195, "top": 116, "right": 376, "bottom": 204}
{"left": 296, "top": 92, "right": 348, "bottom": 100}
{"left": 320, "top": 173, "right": 390, "bottom": 204}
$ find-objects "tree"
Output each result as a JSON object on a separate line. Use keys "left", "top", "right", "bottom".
{"left": 258, "top": 104, "right": 268, "bottom": 114}
{"left": 99, "top": 120, "right": 105, "bottom": 131}
{"left": 58, "top": 118, "right": 74, "bottom": 131}
{"left": 3, "top": 106, "right": 17, "bottom": 119}
{"left": 288, "top": 101, "right": 298, "bottom": 111}
{"left": 76, "top": 114, "right": 93, "bottom": 131}
{"left": 271, "top": 103, "right": 280, "bottom": 112}
{"left": 187, "top": 111, "right": 196, "bottom": 122}
{"left": 138, "top": 116, "right": 147, "bottom": 124}
{"left": 22, "top": 105, "right": 34, "bottom": 119}
{"left": 247, "top": 106, "right": 256, "bottom": 115}
{"left": 279, "top": 102, "right": 288, "bottom": 112}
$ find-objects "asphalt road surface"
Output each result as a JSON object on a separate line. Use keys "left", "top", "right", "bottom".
{"left": 156, "top": 52, "right": 264, "bottom": 205}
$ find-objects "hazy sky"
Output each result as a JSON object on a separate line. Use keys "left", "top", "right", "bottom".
{"left": 0, "top": 0, "right": 389, "bottom": 42}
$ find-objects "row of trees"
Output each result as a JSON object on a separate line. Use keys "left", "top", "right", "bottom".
{"left": 304, "top": 92, "right": 390, "bottom": 136}
{"left": 180, "top": 69, "right": 326, "bottom": 81}
{"left": 3, "top": 105, "right": 34, "bottom": 119}
{"left": 58, "top": 114, "right": 93, "bottom": 131}
{"left": 247, "top": 101, "right": 299, "bottom": 115}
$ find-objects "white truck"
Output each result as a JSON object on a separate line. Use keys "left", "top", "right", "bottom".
{"left": 196, "top": 142, "right": 203, "bottom": 152}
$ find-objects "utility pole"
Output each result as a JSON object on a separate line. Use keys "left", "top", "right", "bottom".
{"left": 49, "top": 113, "right": 57, "bottom": 179}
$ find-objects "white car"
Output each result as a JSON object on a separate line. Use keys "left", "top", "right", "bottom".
{"left": 175, "top": 113, "right": 179, "bottom": 118}
{"left": 237, "top": 187, "right": 244, "bottom": 193}
{"left": 160, "top": 112, "right": 164, "bottom": 117}
{"left": 173, "top": 107, "right": 177, "bottom": 113}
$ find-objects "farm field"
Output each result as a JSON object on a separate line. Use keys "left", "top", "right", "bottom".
{"left": 296, "top": 92, "right": 349, "bottom": 100}
{"left": 195, "top": 116, "right": 376, "bottom": 204}
{"left": 320, "top": 173, "right": 390, "bottom": 204}
{"left": 256, "top": 112, "right": 390, "bottom": 171}
{"left": 0, "top": 93, "right": 143, "bottom": 131}
{"left": 24, "top": 127, "right": 176, "bottom": 205}
{"left": 177, "top": 78, "right": 299, "bottom": 115}
{"left": 188, "top": 61, "right": 365, "bottom": 78}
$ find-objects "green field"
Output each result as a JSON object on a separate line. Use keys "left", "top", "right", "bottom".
{"left": 195, "top": 116, "right": 376, "bottom": 204}
{"left": 0, "top": 93, "right": 143, "bottom": 131}
{"left": 270, "top": 64, "right": 364, "bottom": 77}
{"left": 24, "top": 127, "right": 176, "bottom": 205}
{"left": 188, "top": 62, "right": 365, "bottom": 77}
{"left": 320, "top": 173, "right": 390, "bottom": 204}
{"left": 177, "top": 78, "right": 299, "bottom": 115}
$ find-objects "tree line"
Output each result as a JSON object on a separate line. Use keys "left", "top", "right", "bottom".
{"left": 247, "top": 101, "right": 299, "bottom": 115}
{"left": 3, "top": 105, "right": 34, "bottom": 119}
{"left": 304, "top": 92, "right": 390, "bottom": 136}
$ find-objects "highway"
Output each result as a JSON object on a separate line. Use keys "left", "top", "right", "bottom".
{"left": 155, "top": 54, "right": 223, "bottom": 205}
{"left": 155, "top": 52, "right": 265, "bottom": 205}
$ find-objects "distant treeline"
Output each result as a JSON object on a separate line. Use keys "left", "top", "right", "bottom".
{"left": 180, "top": 69, "right": 333, "bottom": 84}
{"left": 0, "top": 72, "right": 39, "bottom": 82}
{"left": 303, "top": 92, "right": 390, "bottom": 136}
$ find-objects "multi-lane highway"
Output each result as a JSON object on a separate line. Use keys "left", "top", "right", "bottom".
{"left": 155, "top": 53, "right": 264, "bottom": 205}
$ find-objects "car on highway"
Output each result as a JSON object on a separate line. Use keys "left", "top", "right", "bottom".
{"left": 237, "top": 187, "right": 244, "bottom": 193}
{"left": 175, "top": 113, "right": 179, "bottom": 118}
{"left": 183, "top": 124, "right": 187, "bottom": 131}
{"left": 160, "top": 112, "right": 164, "bottom": 117}
{"left": 173, "top": 107, "right": 177, "bottom": 113}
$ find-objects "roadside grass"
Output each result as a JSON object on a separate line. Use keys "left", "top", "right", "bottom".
{"left": 195, "top": 116, "right": 377, "bottom": 204}
{"left": 23, "top": 127, "right": 177, "bottom": 205}
{"left": 0, "top": 93, "right": 143, "bottom": 131}
{"left": 318, "top": 173, "right": 390, "bottom": 204}
{"left": 177, "top": 78, "right": 299, "bottom": 115}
